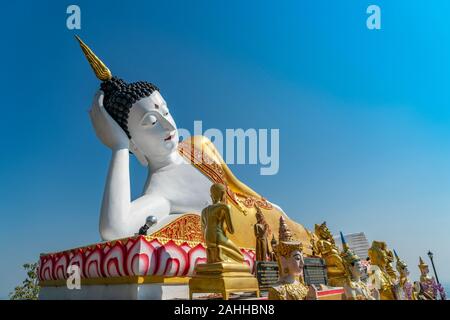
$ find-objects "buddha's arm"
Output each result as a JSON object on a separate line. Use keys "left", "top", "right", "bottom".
{"left": 223, "top": 205, "right": 235, "bottom": 234}
{"left": 99, "top": 148, "right": 132, "bottom": 240}
{"left": 201, "top": 208, "right": 207, "bottom": 233}
{"left": 90, "top": 91, "right": 134, "bottom": 240}
{"left": 100, "top": 152, "right": 171, "bottom": 240}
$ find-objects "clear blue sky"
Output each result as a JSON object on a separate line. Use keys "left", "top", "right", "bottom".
{"left": 1, "top": 0, "right": 450, "bottom": 298}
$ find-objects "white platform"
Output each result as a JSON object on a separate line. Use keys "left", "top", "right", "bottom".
{"left": 39, "top": 283, "right": 189, "bottom": 300}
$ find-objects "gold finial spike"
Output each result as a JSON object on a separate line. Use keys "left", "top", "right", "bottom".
{"left": 278, "top": 216, "right": 293, "bottom": 242}
{"left": 75, "top": 35, "right": 112, "bottom": 81}
{"left": 418, "top": 256, "right": 428, "bottom": 269}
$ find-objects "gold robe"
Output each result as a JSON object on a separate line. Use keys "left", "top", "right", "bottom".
{"left": 178, "top": 136, "right": 313, "bottom": 252}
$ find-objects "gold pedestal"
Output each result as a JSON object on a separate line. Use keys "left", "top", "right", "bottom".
{"left": 189, "top": 262, "right": 260, "bottom": 300}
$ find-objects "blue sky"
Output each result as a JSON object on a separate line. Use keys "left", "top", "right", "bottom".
{"left": 1, "top": 0, "right": 450, "bottom": 298}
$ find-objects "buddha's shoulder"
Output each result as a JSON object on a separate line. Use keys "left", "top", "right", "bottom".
{"left": 202, "top": 202, "right": 231, "bottom": 211}
{"left": 179, "top": 136, "right": 223, "bottom": 162}
{"left": 182, "top": 135, "right": 215, "bottom": 148}
{"left": 211, "top": 202, "right": 231, "bottom": 211}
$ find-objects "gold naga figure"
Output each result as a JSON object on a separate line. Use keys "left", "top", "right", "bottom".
{"left": 384, "top": 246, "right": 397, "bottom": 283}
{"left": 393, "top": 250, "right": 417, "bottom": 300}
{"left": 254, "top": 206, "right": 270, "bottom": 261}
{"left": 268, "top": 216, "right": 318, "bottom": 300}
{"left": 311, "top": 222, "right": 347, "bottom": 286}
{"left": 189, "top": 183, "right": 259, "bottom": 299}
{"left": 340, "top": 232, "right": 378, "bottom": 300}
{"left": 367, "top": 241, "right": 397, "bottom": 300}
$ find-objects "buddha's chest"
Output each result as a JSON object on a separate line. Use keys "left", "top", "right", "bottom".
{"left": 147, "top": 164, "right": 212, "bottom": 211}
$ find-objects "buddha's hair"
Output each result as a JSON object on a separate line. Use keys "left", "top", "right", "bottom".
{"left": 100, "top": 76, "right": 159, "bottom": 138}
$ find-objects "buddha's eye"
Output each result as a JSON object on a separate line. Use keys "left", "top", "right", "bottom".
{"left": 142, "top": 114, "right": 158, "bottom": 126}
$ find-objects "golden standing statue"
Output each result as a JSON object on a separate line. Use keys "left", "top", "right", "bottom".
{"left": 311, "top": 222, "right": 347, "bottom": 286}
{"left": 189, "top": 183, "right": 259, "bottom": 299}
{"left": 417, "top": 257, "right": 446, "bottom": 300}
{"left": 254, "top": 206, "right": 270, "bottom": 261}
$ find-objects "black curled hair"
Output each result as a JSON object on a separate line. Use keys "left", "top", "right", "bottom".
{"left": 100, "top": 76, "right": 159, "bottom": 138}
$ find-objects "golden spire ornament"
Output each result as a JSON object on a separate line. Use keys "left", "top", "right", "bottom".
{"left": 418, "top": 256, "right": 428, "bottom": 270}
{"left": 75, "top": 35, "right": 112, "bottom": 81}
{"left": 275, "top": 216, "right": 303, "bottom": 258}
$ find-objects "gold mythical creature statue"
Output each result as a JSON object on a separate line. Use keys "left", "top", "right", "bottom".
{"left": 367, "top": 241, "right": 397, "bottom": 300}
{"left": 393, "top": 250, "right": 416, "bottom": 300}
{"left": 311, "top": 222, "right": 346, "bottom": 286}
{"left": 416, "top": 257, "right": 446, "bottom": 300}
{"left": 268, "top": 216, "right": 317, "bottom": 300}
{"left": 384, "top": 246, "right": 397, "bottom": 283}
{"left": 189, "top": 183, "right": 259, "bottom": 299}
{"left": 340, "top": 233, "right": 378, "bottom": 300}
{"left": 254, "top": 206, "right": 270, "bottom": 261}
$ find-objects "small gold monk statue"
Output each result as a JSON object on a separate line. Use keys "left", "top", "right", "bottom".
{"left": 367, "top": 241, "right": 397, "bottom": 300}
{"left": 189, "top": 183, "right": 259, "bottom": 299}
{"left": 254, "top": 206, "right": 270, "bottom": 261}
{"left": 416, "top": 257, "right": 446, "bottom": 300}
{"left": 312, "top": 222, "right": 347, "bottom": 286}
{"left": 268, "top": 217, "right": 318, "bottom": 300}
{"left": 340, "top": 232, "right": 379, "bottom": 300}
{"left": 393, "top": 250, "right": 416, "bottom": 300}
{"left": 201, "top": 183, "right": 244, "bottom": 264}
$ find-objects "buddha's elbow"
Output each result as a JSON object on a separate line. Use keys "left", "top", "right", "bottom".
{"left": 99, "top": 223, "right": 129, "bottom": 241}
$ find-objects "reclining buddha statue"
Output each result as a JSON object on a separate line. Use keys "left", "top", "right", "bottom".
{"left": 76, "top": 36, "right": 312, "bottom": 251}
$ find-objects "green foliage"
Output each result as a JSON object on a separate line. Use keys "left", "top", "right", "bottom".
{"left": 9, "top": 262, "right": 40, "bottom": 300}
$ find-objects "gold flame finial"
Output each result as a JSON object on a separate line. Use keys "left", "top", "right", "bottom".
{"left": 75, "top": 35, "right": 112, "bottom": 81}
{"left": 418, "top": 256, "right": 428, "bottom": 270}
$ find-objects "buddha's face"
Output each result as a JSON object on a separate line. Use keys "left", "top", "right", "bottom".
{"left": 350, "top": 260, "right": 363, "bottom": 279}
{"left": 127, "top": 91, "right": 178, "bottom": 160}
{"left": 285, "top": 250, "right": 304, "bottom": 276}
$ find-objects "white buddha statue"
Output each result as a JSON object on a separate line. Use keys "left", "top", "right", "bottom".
{"left": 76, "top": 36, "right": 312, "bottom": 250}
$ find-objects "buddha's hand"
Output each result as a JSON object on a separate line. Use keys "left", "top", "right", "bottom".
{"left": 89, "top": 90, "right": 129, "bottom": 150}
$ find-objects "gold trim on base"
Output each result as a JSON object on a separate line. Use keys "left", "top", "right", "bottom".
{"left": 189, "top": 262, "right": 259, "bottom": 300}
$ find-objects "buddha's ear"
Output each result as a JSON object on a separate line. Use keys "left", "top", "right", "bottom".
{"left": 130, "top": 139, "right": 148, "bottom": 166}
{"left": 91, "top": 90, "right": 105, "bottom": 110}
